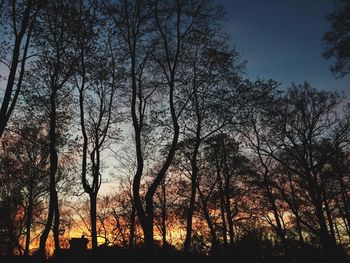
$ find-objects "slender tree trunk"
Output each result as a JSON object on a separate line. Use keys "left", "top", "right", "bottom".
{"left": 132, "top": 126, "right": 149, "bottom": 252}
{"left": 198, "top": 189, "right": 219, "bottom": 254}
{"left": 183, "top": 87, "right": 201, "bottom": 254}
{"left": 221, "top": 137, "right": 235, "bottom": 247}
{"left": 161, "top": 180, "right": 167, "bottom": 247}
{"left": 24, "top": 187, "right": 33, "bottom": 256}
{"left": 335, "top": 197, "right": 350, "bottom": 238}
{"left": 129, "top": 203, "right": 136, "bottom": 249}
{"left": 311, "top": 186, "right": 335, "bottom": 260}
{"left": 39, "top": 196, "right": 54, "bottom": 258}
{"left": 322, "top": 190, "right": 337, "bottom": 246}
{"left": 288, "top": 176, "right": 304, "bottom": 247}
{"left": 129, "top": 39, "right": 150, "bottom": 254}
{"left": 39, "top": 89, "right": 59, "bottom": 258}
{"left": 90, "top": 193, "right": 98, "bottom": 250}
{"left": 338, "top": 176, "right": 350, "bottom": 235}
{"left": 265, "top": 181, "right": 288, "bottom": 254}
{"left": 183, "top": 167, "right": 197, "bottom": 254}
{"left": 294, "top": 211, "right": 304, "bottom": 247}
{"left": 217, "top": 168, "right": 228, "bottom": 251}
{"left": 144, "top": 195, "right": 156, "bottom": 252}
{"left": 224, "top": 182, "right": 235, "bottom": 248}
{"left": 53, "top": 193, "right": 60, "bottom": 252}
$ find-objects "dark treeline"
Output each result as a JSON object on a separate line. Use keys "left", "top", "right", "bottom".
{"left": 0, "top": 0, "right": 349, "bottom": 263}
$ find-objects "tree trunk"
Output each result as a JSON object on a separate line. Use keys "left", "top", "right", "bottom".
{"left": 265, "top": 182, "right": 288, "bottom": 254}
{"left": 217, "top": 168, "right": 228, "bottom": 251}
{"left": 161, "top": 180, "right": 167, "bottom": 247}
{"left": 39, "top": 88, "right": 59, "bottom": 258}
{"left": 198, "top": 189, "right": 219, "bottom": 254}
{"left": 311, "top": 186, "right": 336, "bottom": 260}
{"left": 183, "top": 152, "right": 199, "bottom": 254}
{"left": 90, "top": 193, "right": 98, "bottom": 250}
{"left": 53, "top": 193, "right": 60, "bottom": 252}
{"left": 322, "top": 190, "right": 337, "bottom": 246}
{"left": 338, "top": 176, "right": 350, "bottom": 236}
{"left": 294, "top": 211, "right": 304, "bottom": 247}
{"left": 24, "top": 187, "right": 33, "bottom": 256}
{"left": 224, "top": 181, "right": 235, "bottom": 248}
{"left": 183, "top": 98, "right": 201, "bottom": 254}
{"left": 129, "top": 202, "right": 136, "bottom": 249}
{"left": 144, "top": 195, "right": 155, "bottom": 251}
{"left": 221, "top": 136, "right": 235, "bottom": 248}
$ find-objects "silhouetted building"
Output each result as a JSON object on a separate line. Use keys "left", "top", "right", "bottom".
{"left": 56, "top": 235, "right": 89, "bottom": 260}
{"left": 69, "top": 235, "right": 88, "bottom": 251}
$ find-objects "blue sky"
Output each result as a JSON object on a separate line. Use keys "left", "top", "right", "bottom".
{"left": 216, "top": 0, "right": 349, "bottom": 93}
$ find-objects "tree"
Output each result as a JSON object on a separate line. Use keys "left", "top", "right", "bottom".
{"left": 143, "top": 0, "right": 231, "bottom": 254}
{"left": 237, "top": 80, "right": 291, "bottom": 255}
{"left": 23, "top": 0, "right": 80, "bottom": 256}
{"left": 73, "top": 0, "right": 120, "bottom": 251}
{"left": 180, "top": 38, "right": 243, "bottom": 253}
{"left": 323, "top": 0, "right": 350, "bottom": 78}
{"left": 0, "top": 121, "right": 50, "bottom": 256}
{"left": 204, "top": 133, "right": 251, "bottom": 251}
{"left": 0, "top": 153, "right": 25, "bottom": 255}
{"left": 107, "top": 0, "right": 155, "bottom": 252}
{"left": 77, "top": 44, "right": 119, "bottom": 251}
{"left": 108, "top": 0, "right": 229, "bottom": 254}
{"left": 250, "top": 83, "right": 349, "bottom": 261}
{"left": 0, "top": 0, "right": 42, "bottom": 137}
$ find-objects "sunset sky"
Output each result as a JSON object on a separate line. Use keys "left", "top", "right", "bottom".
{"left": 217, "top": 0, "right": 349, "bottom": 93}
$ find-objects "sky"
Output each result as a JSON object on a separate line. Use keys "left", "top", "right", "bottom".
{"left": 216, "top": 0, "right": 349, "bottom": 93}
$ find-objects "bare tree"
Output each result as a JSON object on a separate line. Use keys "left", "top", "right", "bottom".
{"left": 0, "top": 0, "right": 42, "bottom": 137}
{"left": 179, "top": 31, "right": 243, "bottom": 253}
{"left": 22, "top": 0, "right": 81, "bottom": 257}
{"left": 2, "top": 121, "right": 49, "bottom": 256}
{"left": 74, "top": 0, "right": 120, "bottom": 250}
{"left": 78, "top": 53, "right": 119, "bottom": 250}
{"left": 241, "top": 83, "right": 350, "bottom": 261}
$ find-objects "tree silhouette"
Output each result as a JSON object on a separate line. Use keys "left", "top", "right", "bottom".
{"left": 323, "top": 0, "right": 350, "bottom": 78}
{"left": 0, "top": 0, "right": 42, "bottom": 137}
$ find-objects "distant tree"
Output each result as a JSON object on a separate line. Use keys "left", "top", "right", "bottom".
{"left": 0, "top": 118, "right": 48, "bottom": 256}
{"left": 328, "top": 144, "right": 350, "bottom": 241}
{"left": 0, "top": 121, "right": 50, "bottom": 256}
{"left": 323, "top": 0, "right": 350, "bottom": 78}
{"left": 203, "top": 133, "right": 251, "bottom": 250}
{"left": 252, "top": 83, "right": 349, "bottom": 261}
{"left": 237, "top": 80, "right": 290, "bottom": 255}
{"left": 111, "top": 146, "right": 139, "bottom": 249}
{"left": 0, "top": 157, "right": 25, "bottom": 255}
